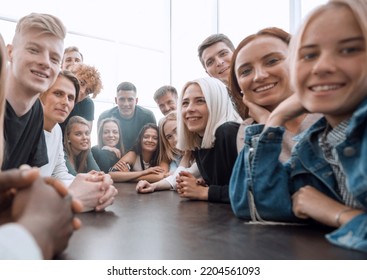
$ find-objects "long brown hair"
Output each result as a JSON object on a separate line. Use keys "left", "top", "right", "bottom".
{"left": 131, "top": 123, "right": 160, "bottom": 169}
{"left": 64, "top": 116, "right": 91, "bottom": 173}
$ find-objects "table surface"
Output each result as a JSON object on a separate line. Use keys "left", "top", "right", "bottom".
{"left": 61, "top": 183, "right": 367, "bottom": 260}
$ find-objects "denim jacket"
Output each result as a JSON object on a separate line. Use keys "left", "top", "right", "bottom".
{"left": 229, "top": 98, "right": 367, "bottom": 252}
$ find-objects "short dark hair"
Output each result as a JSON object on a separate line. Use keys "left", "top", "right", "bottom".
{"left": 117, "top": 81, "right": 137, "bottom": 93}
{"left": 198, "top": 34, "right": 235, "bottom": 67}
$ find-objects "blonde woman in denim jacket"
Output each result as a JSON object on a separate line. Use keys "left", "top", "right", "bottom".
{"left": 230, "top": 0, "right": 367, "bottom": 252}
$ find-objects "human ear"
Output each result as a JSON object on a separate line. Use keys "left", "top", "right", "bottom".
{"left": 6, "top": 44, "right": 13, "bottom": 62}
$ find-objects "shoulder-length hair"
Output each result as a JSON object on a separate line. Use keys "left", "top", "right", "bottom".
{"left": 177, "top": 77, "right": 241, "bottom": 151}
{"left": 289, "top": 0, "right": 367, "bottom": 95}
{"left": 64, "top": 116, "right": 91, "bottom": 173}
{"left": 229, "top": 27, "right": 291, "bottom": 119}
{"left": 158, "top": 111, "right": 182, "bottom": 163}
{"left": 97, "top": 117, "right": 125, "bottom": 155}
{"left": 131, "top": 123, "right": 160, "bottom": 168}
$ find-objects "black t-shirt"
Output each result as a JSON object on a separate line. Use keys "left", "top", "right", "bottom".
{"left": 194, "top": 121, "right": 240, "bottom": 203}
{"left": 60, "top": 97, "right": 94, "bottom": 133}
{"left": 2, "top": 99, "right": 48, "bottom": 170}
{"left": 91, "top": 145, "right": 120, "bottom": 173}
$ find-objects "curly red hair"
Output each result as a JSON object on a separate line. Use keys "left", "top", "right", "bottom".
{"left": 70, "top": 63, "right": 102, "bottom": 98}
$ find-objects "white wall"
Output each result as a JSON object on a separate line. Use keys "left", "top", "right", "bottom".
{"left": 0, "top": 0, "right": 327, "bottom": 145}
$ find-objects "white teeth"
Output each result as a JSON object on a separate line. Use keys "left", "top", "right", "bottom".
{"left": 255, "top": 83, "right": 276, "bottom": 92}
{"left": 310, "top": 84, "right": 342, "bottom": 91}
{"left": 32, "top": 71, "right": 47, "bottom": 78}
{"left": 219, "top": 67, "right": 229, "bottom": 74}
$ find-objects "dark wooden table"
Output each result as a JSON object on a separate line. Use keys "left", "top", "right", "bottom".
{"left": 61, "top": 183, "right": 367, "bottom": 260}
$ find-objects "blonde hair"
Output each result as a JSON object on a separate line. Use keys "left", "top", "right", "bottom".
{"left": 13, "top": 13, "right": 66, "bottom": 44}
{"left": 158, "top": 111, "right": 182, "bottom": 163}
{"left": 0, "top": 35, "right": 6, "bottom": 166}
{"left": 289, "top": 0, "right": 367, "bottom": 95}
{"left": 177, "top": 77, "right": 241, "bottom": 151}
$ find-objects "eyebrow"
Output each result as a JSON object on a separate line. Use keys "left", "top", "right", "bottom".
{"left": 236, "top": 52, "right": 284, "bottom": 70}
{"left": 26, "top": 41, "right": 42, "bottom": 48}
{"left": 218, "top": 48, "right": 229, "bottom": 54}
{"left": 28, "top": 41, "right": 62, "bottom": 60}
{"left": 205, "top": 49, "right": 228, "bottom": 62}
{"left": 340, "top": 36, "right": 365, "bottom": 44}
{"left": 182, "top": 96, "right": 203, "bottom": 101}
{"left": 236, "top": 62, "right": 251, "bottom": 74}
{"left": 300, "top": 36, "right": 365, "bottom": 50}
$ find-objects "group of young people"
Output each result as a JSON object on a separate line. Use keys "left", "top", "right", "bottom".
{"left": 0, "top": 12, "right": 116, "bottom": 259}
{"left": 0, "top": 0, "right": 366, "bottom": 259}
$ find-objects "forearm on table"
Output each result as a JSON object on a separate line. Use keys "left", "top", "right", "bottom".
{"left": 153, "top": 180, "right": 171, "bottom": 191}
{"left": 109, "top": 171, "right": 145, "bottom": 182}
{"left": 135, "top": 173, "right": 166, "bottom": 183}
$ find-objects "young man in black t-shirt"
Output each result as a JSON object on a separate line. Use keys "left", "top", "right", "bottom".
{"left": 2, "top": 13, "right": 66, "bottom": 170}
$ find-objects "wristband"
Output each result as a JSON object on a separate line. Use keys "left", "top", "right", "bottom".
{"left": 335, "top": 208, "right": 354, "bottom": 227}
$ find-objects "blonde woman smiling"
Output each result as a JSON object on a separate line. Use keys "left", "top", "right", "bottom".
{"left": 175, "top": 77, "right": 241, "bottom": 203}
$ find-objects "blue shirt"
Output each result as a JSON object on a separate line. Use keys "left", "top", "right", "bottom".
{"left": 230, "top": 98, "right": 367, "bottom": 252}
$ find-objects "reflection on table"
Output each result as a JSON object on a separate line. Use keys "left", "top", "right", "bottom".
{"left": 61, "top": 183, "right": 367, "bottom": 260}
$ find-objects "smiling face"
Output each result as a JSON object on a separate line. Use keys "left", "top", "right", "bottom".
{"left": 235, "top": 35, "right": 291, "bottom": 112}
{"left": 69, "top": 123, "right": 91, "bottom": 154}
{"left": 296, "top": 5, "right": 367, "bottom": 127}
{"left": 181, "top": 83, "right": 209, "bottom": 137}
{"left": 8, "top": 28, "right": 63, "bottom": 97}
{"left": 201, "top": 42, "right": 233, "bottom": 85}
{"left": 141, "top": 128, "right": 159, "bottom": 153}
{"left": 157, "top": 92, "right": 177, "bottom": 116}
{"left": 41, "top": 75, "right": 76, "bottom": 131}
{"left": 102, "top": 121, "right": 120, "bottom": 148}
{"left": 115, "top": 90, "right": 137, "bottom": 119}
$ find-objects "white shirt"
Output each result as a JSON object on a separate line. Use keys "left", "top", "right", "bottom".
{"left": 40, "top": 124, "right": 75, "bottom": 186}
{"left": 0, "top": 223, "right": 42, "bottom": 259}
{"left": 163, "top": 162, "right": 200, "bottom": 190}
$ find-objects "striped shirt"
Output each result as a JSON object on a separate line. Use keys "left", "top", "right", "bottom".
{"left": 319, "top": 119, "right": 361, "bottom": 208}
